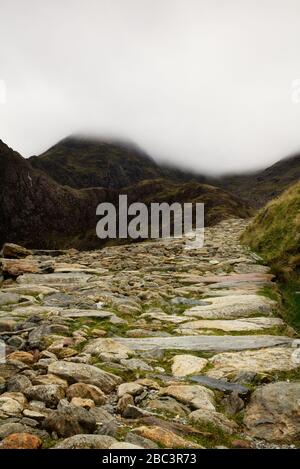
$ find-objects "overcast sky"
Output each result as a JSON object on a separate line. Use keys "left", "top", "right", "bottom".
{"left": 1, "top": 0, "right": 300, "bottom": 174}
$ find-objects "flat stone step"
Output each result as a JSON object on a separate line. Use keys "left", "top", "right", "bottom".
{"left": 188, "top": 375, "right": 250, "bottom": 395}
{"left": 115, "top": 335, "right": 292, "bottom": 352}
{"left": 9, "top": 305, "right": 61, "bottom": 316}
{"left": 2, "top": 285, "right": 59, "bottom": 296}
{"left": 16, "top": 272, "right": 93, "bottom": 285}
{"left": 207, "top": 281, "right": 272, "bottom": 289}
{"left": 140, "top": 311, "right": 188, "bottom": 324}
{"left": 177, "top": 317, "right": 285, "bottom": 333}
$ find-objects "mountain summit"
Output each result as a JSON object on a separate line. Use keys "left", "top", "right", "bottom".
{"left": 29, "top": 135, "right": 206, "bottom": 190}
{"left": 217, "top": 153, "right": 300, "bottom": 207}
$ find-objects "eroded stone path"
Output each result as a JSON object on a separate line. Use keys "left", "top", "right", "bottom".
{"left": 0, "top": 218, "right": 299, "bottom": 449}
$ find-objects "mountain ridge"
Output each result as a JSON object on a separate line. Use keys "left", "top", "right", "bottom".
{"left": 29, "top": 135, "right": 300, "bottom": 207}
{"left": 0, "top": 138, "right": 252, "bottom": 249}
{"left": 29, "top": 135, "right": 207, "bottom": 190}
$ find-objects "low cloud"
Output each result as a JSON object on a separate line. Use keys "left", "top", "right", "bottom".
{"left": 1, "top": 0, "right": 300, "bottom": 174}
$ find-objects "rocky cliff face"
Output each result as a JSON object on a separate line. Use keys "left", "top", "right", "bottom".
{"left": 241, "top": 180, "right": 300, "bottom": 271}
{"left": 0, "top": 140, "right": 111, "bottom": 249}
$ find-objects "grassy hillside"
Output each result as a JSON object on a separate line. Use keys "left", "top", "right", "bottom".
{"left": 241, "top": 181, "right": 300, "bottom": 330}
{"left": 241, "top": 180, "right": 300, "bottom": 272}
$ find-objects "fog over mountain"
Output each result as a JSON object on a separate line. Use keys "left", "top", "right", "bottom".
{"left": 2, "top": 0, "right": 300, "bottom": 173}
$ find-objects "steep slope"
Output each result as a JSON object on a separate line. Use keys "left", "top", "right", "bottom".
{"left": 241, "top": 180, "right": 300, "bottom": 271}
{"left": 216, "top": 154, "right": 300, "bottom": 207}
{"left": 29, "top": 135, "right": 207, "bottom": 189}
{"left": 0, "top": 139, "right": 112, "bottom": 249}
{"left": 29, "top": 136, "right": 300, "bottom": 209}
{"left": 1, "top": 218, "right": 298, "bottom": 448}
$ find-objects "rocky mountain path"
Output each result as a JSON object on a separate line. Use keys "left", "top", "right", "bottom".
{"left": 0, "top": 218, "right": 299, "bottom": 449}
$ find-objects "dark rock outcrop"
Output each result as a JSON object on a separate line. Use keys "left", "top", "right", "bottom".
{"left": 0, "top": 139, "right": 112, "bottom": 249}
